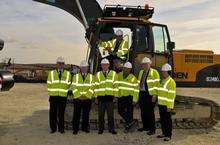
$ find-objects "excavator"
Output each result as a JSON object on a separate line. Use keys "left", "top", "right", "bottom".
{"left": 0, "top": 39, "right": 14, "bottom": 91}
{"left": 34, "top": 0, "right": 219, "bottom": 130}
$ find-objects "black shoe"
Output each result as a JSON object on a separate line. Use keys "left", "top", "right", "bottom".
{"left": 59, "top": 131, "right": 65, "bottom": 134}
{"left": 82, "top": 129, "right": 90, "bottom": 133}
{"left": 73, "top": 131, "right": 78, "bottom": 135}
{"left": 147, "top": 131, "right": 155, "bottom": 135}
{"left": 137, "top": 128, "right": 148, "bottom": 132}
{"left": 109, "top": 130, "right": 117, "bottom": 135}
{"left": 157, "top": 134, "right": 165, "bottom": 138}
{"left": 164, "top": 137, "right": 171, "bottom": 141}
{"left": 98, "top": 130, "right": 103, "bottom": 134}
{"left": 50, "top": 130, "right": 56, "bottom": 134}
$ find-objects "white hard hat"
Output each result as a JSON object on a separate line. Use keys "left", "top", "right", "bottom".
{"left": 79, "top": 60, "right": 88, "bottom": 67}
{"left": 141, "top": 57, "right": 152, "bottom": 64}
{"left": 124, "top": 62, "right": 132, "bottom": 69}
{"left": 56, "top": 56, "right": 65, "bottom": 63}
{"left": 115, "top": 29, "right": 123, "bottom": 36}
{"left": 161, "top": 63, "right": 172, "bottom": 71}
{"left": 101, "top": 58, "right": 110, "bottom": 64}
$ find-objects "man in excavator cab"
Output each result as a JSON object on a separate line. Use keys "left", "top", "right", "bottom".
{"left": 98, "top": 29, "right": 129, "bottom": 72}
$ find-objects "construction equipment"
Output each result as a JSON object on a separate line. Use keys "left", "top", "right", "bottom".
{"left": 0, "top": 39, "right": 14, "bottom": 91}
{"left": 33, "top": 0, "right": 220, "bottom": 129}
{"left": 173, "top": 50, "right": 220, "bottom": 87}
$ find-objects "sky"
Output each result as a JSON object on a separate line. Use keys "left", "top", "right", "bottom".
{"left": 0, "top": 0, "right": 219, "bottom": 64}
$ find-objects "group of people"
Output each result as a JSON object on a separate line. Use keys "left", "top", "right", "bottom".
{"left": 47, "top": 56, "right": 176, "bottom": 142}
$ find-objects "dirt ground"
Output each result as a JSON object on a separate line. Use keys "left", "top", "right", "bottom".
{"left": 0, "top": 83, "right": 220, "bottom": 145}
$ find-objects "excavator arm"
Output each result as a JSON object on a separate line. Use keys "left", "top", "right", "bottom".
{"left": 33, "top": 0, "right": 103, "bottom": 31}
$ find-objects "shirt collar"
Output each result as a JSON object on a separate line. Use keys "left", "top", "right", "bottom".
{"left": 58, "top": 69, "right": 63, "bottom": 73}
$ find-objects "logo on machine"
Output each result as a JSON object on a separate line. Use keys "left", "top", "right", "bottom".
{"left": 206, "top": 77, "right": 220, "bottom": 82}
{"left": 173, "top": 72, "right": 188, "bottom": 79}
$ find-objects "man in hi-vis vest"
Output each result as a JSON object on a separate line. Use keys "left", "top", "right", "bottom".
{"left": 137, "top": 57, "right": 160, "bottom": 135}
{"left": 94, "top": 58, "right": 118, "bottom": 135}
{"left": 99, "top": 29, "right": 129, "bottom": 61}
{"left": 157, "top": 63, "right": 176, "bottom": 141}
{"left": 71, "top": 60, "right": 94, "bottom": 135}
{"left": 116, "top": 62, "right": 139, "bottom": 133}
{"left": 99, "top": 30, "right": 129, "bottom": 71}
{"left": 47, "top": 57, "right": 71, "bottom": 134}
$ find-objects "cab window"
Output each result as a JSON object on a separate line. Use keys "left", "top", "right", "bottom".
{"left": 152, "top": 26, "right": 168, "bottom": 53}
{"left": 135, "top": 25, "right": 149, "bottom": 52}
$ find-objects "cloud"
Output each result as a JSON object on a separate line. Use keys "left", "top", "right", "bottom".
{"left": 0, "top": 0, "right": 219, "bottom": 64}
{"left": 0, "top": 0, "right": 87, "bottom": 64}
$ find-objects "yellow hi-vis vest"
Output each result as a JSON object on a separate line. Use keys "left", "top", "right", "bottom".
{"left": 158, "top": 76, "right": 176, "bottom": 109}
{"left": 115, "top": 72, "right": 139, "bottom": 103}
{"left": 47, "top": 70, "right": 71, "bottom": 97}
{"left": 138, "top": 68, "right": 160, "bottom": 96}
{"left": 94, "top": 70, "right": 118, "bottom": 97}
{"left": 70, "top": 73, "right": 94, "bottom": 99}
{"left": 99, "top": 38, "right": 129, "bottom": 60}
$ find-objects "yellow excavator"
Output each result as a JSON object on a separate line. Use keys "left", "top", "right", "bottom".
{"left": 34, "top": 0, "right": 219, "bottom": 129}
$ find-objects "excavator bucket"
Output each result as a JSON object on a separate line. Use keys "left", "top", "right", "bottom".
{"left": 33, "top": 0, "right": 103, "bottom": 29}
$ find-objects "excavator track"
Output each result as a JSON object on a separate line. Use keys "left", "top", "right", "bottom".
{"left": 65, "top": 95, "right": 220, "bottom": 130}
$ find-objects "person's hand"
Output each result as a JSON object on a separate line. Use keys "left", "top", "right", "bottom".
{"left": 105, "top": 47, "right": 112, "bottom": 53}
{"left": 170, "top": 109, "right": 176, "bottom": 115}
{"left": 152, "top": 96, "right": 157, "bottom": 103}
{"left": 93, "top": 98, "right": 98, "bottom": 105}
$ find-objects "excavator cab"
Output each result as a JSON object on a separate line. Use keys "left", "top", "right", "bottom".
{"left": 87, "top": 5, "right": 175, "bottom": 75}
{"left": 33, "top": 1, "right": 175, "bottom": 74}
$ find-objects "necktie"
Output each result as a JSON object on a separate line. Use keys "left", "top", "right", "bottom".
{"left": 140, "top": 71, "right": 147, "bottom": 89}
{"left": 59, "top": 71, "right": 62, "bottom": 80}
{"left": 82, "top": 74, "right": 85, "bottom": 81}
{"left": 104, "top": 71, "right": 107, "bottom": 78}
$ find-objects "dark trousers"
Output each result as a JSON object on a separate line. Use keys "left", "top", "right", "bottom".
{"left": 49, "top": 96, "right": 67, "bottom": 132}
{"left": 72, "top": 99, "right": 92, "bottom": 132}
{"left": 118, "top": 96, "right": 133, "bottom": 126}
{"left": 159, "top": 105, "right": 172, "bottom": 138}
{"left": 138, "top": 91, "right": 156, "bottom": 132}
{"left": 98, "top": 95, "right": 115, "bottom": 131}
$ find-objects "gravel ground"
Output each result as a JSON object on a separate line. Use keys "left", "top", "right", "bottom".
{"left": 0, "top": 83, "right": 219, "bottom": 145}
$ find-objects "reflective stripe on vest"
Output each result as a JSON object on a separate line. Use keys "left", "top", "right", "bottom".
{"left": 47, "top": 70, "right": 71, "bottom": 97}
{"left": 138, "top": 68, "right": 160, "bottom": 96}
{"left": 71, "top": 73, "right": 94, "bottom": 99}
{"left": 115, "top": 72, "right": 139, "bottom": 102}
{"left": 94, "top": 71, "right": 117, "bottom": 97}
{"left": 158, "top": 77, "right": 176, "bottom": 109}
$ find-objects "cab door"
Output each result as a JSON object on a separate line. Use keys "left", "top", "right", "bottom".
{"left": 132, "top": 24, "right": 172, "bottom": 75}
{"left": 151, "top": 24, "right": 171, "bottom": 69}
